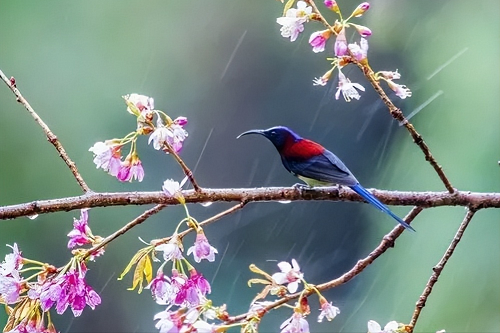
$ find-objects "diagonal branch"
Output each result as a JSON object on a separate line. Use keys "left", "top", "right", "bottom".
{"left": 225, "top": 206, "right": 423, "bottom": 324}
{"left": 0, "top": 69, "right": 90, "bottom": 193}
{"left": 152, "top": 202, "right": 246, "bottom": 246}
{"left": 354, "top": 62, "right": 455, "bottom": 194}
{"left": 408, "top": 207, "right": 476, "bottom": 332}
{"left": 303, "top": 0, "right": 455, "bottom": 194}
{"left": 82, "top": 204, "right": 167, "bottom": 260}
{"left": 165, "top": 143, "right": 201, "bottom": 192}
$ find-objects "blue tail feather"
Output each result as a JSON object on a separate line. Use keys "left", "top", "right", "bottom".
{"left": 350, "top": 184, "right": 415, "bottom": 232}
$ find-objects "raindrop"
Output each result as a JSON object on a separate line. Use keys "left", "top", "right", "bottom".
{"left": 278, "top": 200, "right": 291, "bottom": 204}
{"left": 28, "top": 214, "right": 38, "bottom": 220}
{"left": 201, "top": 202, "right": 213, "bottom": 207}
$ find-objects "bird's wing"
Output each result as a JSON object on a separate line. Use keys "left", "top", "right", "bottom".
{"left": 283, "top": 150, "right": 358, "bottom": 186}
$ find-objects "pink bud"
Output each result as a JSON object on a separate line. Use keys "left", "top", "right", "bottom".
{"left": 351, "top": 2, "right": 370, "bottom": 18}
{"left": 334, "top": 28, "right": 348, "bottom": 56}
{"left": 354, "top": 24, "right": 372, "bottom": 37}
{"left": 324, "top": 0, "right": 339, "bottom": 13}
{"left": 174, "top": 116, "right": 188, "bottom": 126}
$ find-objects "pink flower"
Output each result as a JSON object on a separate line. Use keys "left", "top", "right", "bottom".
{"left": 309, "top": 30, "right": 331, "bottom": 53}
{"left": 170, "top": 269, "right": 188, "bottom": 298}
{"left": 117, "top": 154, "right": 144, "bottom": 182}
{"left": 280, "top": 312, "right": 309, "bottom": 333}
{"left": 317, "top": 297, "right": 340, "bottom": 322}
{"left": 67, "top": 209, "right": 92, "bottom": 249}
{"left": 37, "top": 262, "right": 101, "bottom": 317}
{"left": 154, "top": 307, "right": 198, "bottom": 333}
{"left": 174, "top": 116, "right": 188, "bottom": 126}
{"left": 190, "top": 270, "right": 211, "bottom": 295}
{"left": 167, "top": 124, "right": 188, "bottom": 153}
{"left": 146, "top": 270, "right": 172, "bottom": 305}
{"left": 335, "top": 70, "right": 365, "bottom": 101}
{"left": 174, "top": 270, "right": 211, "bottom": 307}
{"left": 89, "top": 141, "right": 122, "bottom": 176}
{"left": 187, "top": 231, "right": 218, "bottom": 263}
{"left": 149, "top": 117, "right": 188, "bottom": 153}
{"left": 334, "top": 28, "right": 348, "bottom": 56}
{"left": 276, "top": 1, "right": 312, "bottom": 42}
{"left": 154, "top": 309, "right": 183, "bottom": 333}
{"left": 271, "top": 259, "right": 303, "bottom": 293}
{"left": 0, "top": 243, "right": 23, "bottom": 276}
{"left": 0, "top": 270, "right": 22, "bottom": 303}
{"left": 124, "top": 93, "right": 154, "bottom": 116}
{"left": 348, "top": 37, "right": 369, "bottom": 61}
{"left": 387, "top": 80, "right": 412, "bottom": 99}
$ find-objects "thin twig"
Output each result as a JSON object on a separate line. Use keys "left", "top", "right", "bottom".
{"left": 354, "top": 62, "right": 455, "bottom": 194}
{"left": 0, "top": 69, "right": 91, "bottom": 193}
{"left": 152, "top": 202, "right": 247, "bottom": 246}
{"left": 82, "top": 204, "right": 167, "bottom": 260}
{"left": 225, "top": 206, "right": 423, "bottom": 324}
{"left": 166, "top": 143, "right": 201, "bottom": 192}
{"left": 303, "top": 1, "right": 455, "bottom": 194}
{"left": 1, "top": 188, "right": 499, "bottom": 220}
{"left": 408, "top": 207, "right": 476, "bottom": 332}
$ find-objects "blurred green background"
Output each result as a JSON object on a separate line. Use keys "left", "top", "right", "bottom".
{"left": 0, "top": 0, "right": 499, "bottom": 332}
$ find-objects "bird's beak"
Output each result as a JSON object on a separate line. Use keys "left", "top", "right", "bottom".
{"left": 236, "top": 129, "right": 265, "bottom": 139}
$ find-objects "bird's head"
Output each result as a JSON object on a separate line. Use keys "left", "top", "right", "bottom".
{"left": 237, "top": 126, "right": 302, "bottom": 151}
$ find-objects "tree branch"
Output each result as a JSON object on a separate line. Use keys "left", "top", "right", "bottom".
{"left": 225, "top": 206, "right": 423, "bottom": 325}
{"left": 408, "top": 207, "right": 476, "bottom": 332}
{"left": 82, "top": 204, "right": 167, "bottom": 260}
{"left": 0, "top": 187, "right": 498, "bottom": 221}
{"left": 354, "top": 62, "right": 455, "bottom": 194}
{"left": 0, "top": 69, "right": 90, "bottom": 193}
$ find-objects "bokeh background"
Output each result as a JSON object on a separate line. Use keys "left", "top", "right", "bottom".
{"left": 0, "top": 0, "right": 499, "bottom": 332}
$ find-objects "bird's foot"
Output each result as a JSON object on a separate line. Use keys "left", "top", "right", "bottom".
{"left": 293, "top": 183, "right": 314, "bottom": 192}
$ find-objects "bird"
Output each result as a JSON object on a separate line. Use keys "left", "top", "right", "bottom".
{"left": 237, "top": 126, "right": 415, "bottom": 231}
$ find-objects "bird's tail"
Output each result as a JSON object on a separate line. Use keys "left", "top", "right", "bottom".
{"left": 350, "top": 184, "right": 415, "bottom": 232}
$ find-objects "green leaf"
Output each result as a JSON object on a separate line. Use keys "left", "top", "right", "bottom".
{"left": 282, "top": 0, "right": 295, "bottom": 16}
{"left": 118, "top": 249, "right": 145, "bottom": 281}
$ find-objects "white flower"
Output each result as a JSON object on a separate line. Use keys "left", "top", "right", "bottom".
{"left": 280, "top": 312, "right": 310, "bottom": 333}
{"left": 317, "top": 301, "right": 340, "bottom": 322}
{"left": 162, "top": 177, "right": 187, "bottom": 197}
{"left": 387, "top": 80, "right": 412, "bottom": 99}
{"left": 149, "top": 124, "right": 170, "bottom": 150}
{"left": 368, "top": 320, "right": 399, "bottom": 333}
{"left": 193, "top": 320, "right": 217, "bottom": 333}
{"left": 156, "top": 239, "right": 184, "bottom": 262}
{"left": 271, "top": 259, "right": 303, "bottom": 293}
{"left": 335, "top": 70, "right": 365, "bottom": 101}
{"left": 89, "top": 142, "right": 112, "bottom": 169}
{"left": 124, "top": 93, "right": 154, "bottom": 115}
{"left": 276, "top": 1, "right": 312, "bottom": 42}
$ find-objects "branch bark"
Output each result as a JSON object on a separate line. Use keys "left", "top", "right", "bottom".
{"left": 1, "top": 187, "right": 498, "bottom": 220}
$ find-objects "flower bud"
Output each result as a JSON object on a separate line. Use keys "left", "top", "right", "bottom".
{"left": 352, "top": 23, "right": 372, "bottom": 37}
{"left": 334, "top": 28, "right": 348, "bottom": 56}
{"left": 350, "top": 2, "right": 370, "bottom": 18}
{"left": 324, "top": 0, "right": 340, "bottom": 13}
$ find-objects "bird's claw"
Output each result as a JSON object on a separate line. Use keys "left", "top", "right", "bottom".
{"left": 293, "top": 183, "right": 314, "bottom": 191}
